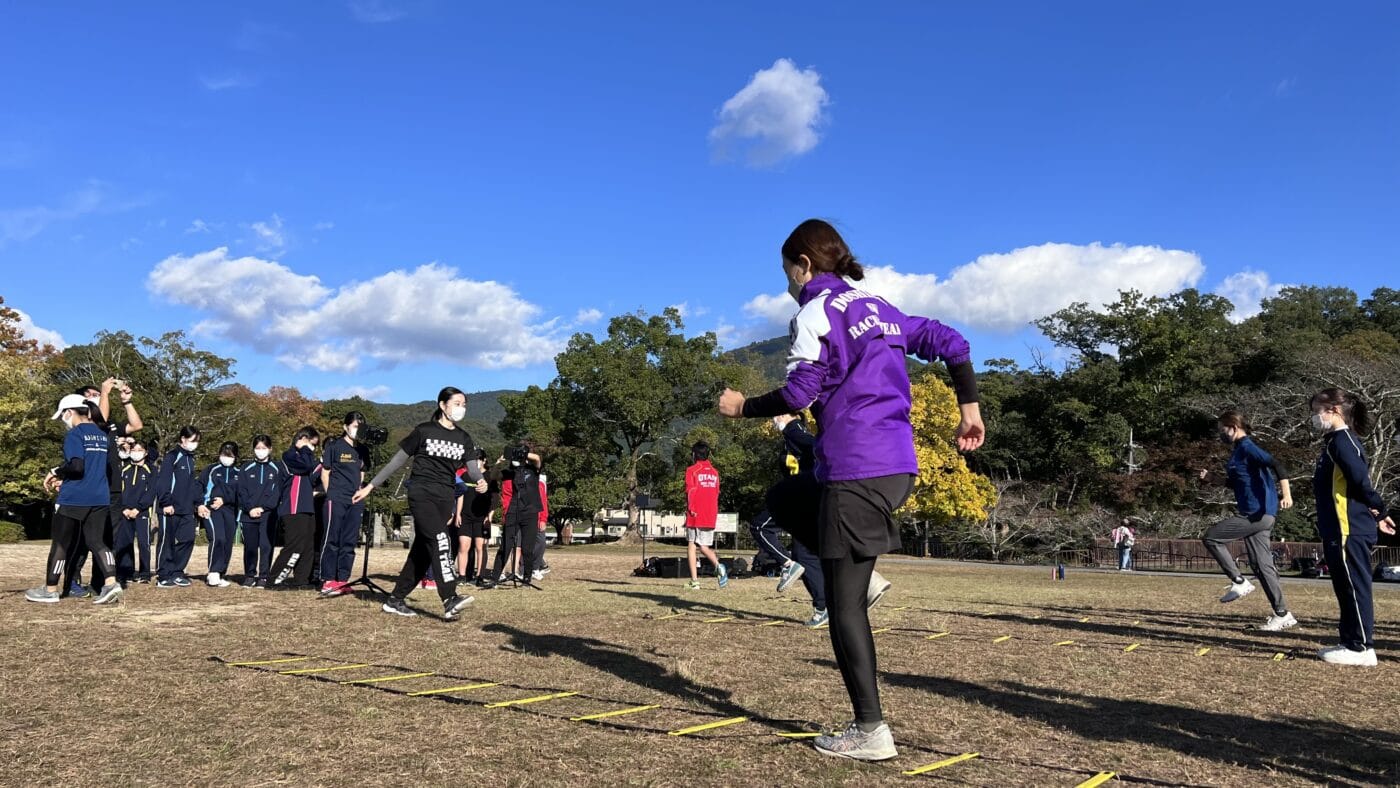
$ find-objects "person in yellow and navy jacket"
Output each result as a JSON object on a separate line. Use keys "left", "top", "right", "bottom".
{"left": 1309, "top": 388, "right": 1396, "bottom": 667}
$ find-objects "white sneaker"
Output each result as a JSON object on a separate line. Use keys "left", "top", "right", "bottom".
{"left": 866, "top": 570, "right": 892, "bottom": 610}
{"left": 1219, "top": 579, "right": 1255, "bottom": 603}
{"left": 207, "top": 572, "right": 231, "bottom": 588}
{"left": 1260, "top": 612, "right": 1297, "bottom": 632}
{"left": 1319, "top": 646, "right": 1377, "bottom": 667}
{"left": 531, "top": 569, "right": 545, "bottom": 581}
{"left": 813, "top": 722, "right": 898, "bottom": 761}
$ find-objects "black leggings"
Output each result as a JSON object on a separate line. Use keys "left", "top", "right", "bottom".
{"left": 47, "top": 505, "right": 116, "bottom": 587}
{"left": 822, "top": 552, "right": 880, "bottom": 723}
{"left": 392, "top": 490, "right": 458, "bottom": 602}
{"left": 270, "top": 513, "right": 316, "bottom": 586}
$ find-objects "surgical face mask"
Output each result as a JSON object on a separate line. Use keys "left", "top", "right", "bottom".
{"left": 254, "top": 448, "right": 271, "bottom": 461}
{"left": 61, "top": 412, "right": 75, "bottom": 428}
{"left": 220, "top": 456, "right": 235, "bottom": 467}
{"left": 347, "top": 425, "right": 359, "bottom": 440}
{"left": 447, "top": 405, "right": 466, "bottom": 422}
{"left": 1310, "top": 413, "right": 1331, "bottom": 434}
{"left": 787, "top": 274, "right": 804, "bottom": 302}
{"left": 118, "top": 449, "right": 130, "bottom": 460}
{"left": 183, "top": 441, "right": 199, "bottom": 453}
{"left": 129, "top": 450, "right": 146, "bottom": 463}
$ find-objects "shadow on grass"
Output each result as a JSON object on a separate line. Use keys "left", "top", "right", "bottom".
{"left": 872, "top": 666, "right": 1400, "bottom": 785}
{"left": 482, "top": 623, "right": 805, "bottom": 727}
{"left": 588, "top": 587, "right": 784, "bottom": 620}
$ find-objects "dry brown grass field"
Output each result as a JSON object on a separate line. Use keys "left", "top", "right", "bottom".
{"left": 2, "top": 540, "right": 1397, "bottom": 787}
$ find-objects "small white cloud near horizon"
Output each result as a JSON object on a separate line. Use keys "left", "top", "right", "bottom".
{"left": 314, "top": 384, "right": 392, "bottom": 402}
{"left": 185, "top": 219, "right": 212, "bottom": 234}
{"left": 249, "top": 213, "right": 287, "bottom": 255}
{"left": 1216, "top": 270, "right": 1285, "bottom": 322}
{"left": 149, "top": 250, "right": 567, "bottom": 373}
{"left": 574, "top": 307, "right": 604, "bottom": 325}
{"left": 11, "top": 307, "right": 67, "bottom": 349}
{"left": 710, "top": 58, "right": 829, "bottom": 168}
{"left": 743, "top": 242, "right": 1207, "bottom": 332}
{"left": 200, "top": 73, "right": 255, "bottom": 91}
{"left": 349, "top": 0, "right": 406, "bottom": 23}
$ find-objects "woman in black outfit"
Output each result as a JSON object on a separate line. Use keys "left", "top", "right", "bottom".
{"left": 354, "top": 387, "right": 487, "bottom": 620}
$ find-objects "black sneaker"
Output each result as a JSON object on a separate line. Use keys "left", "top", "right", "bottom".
{"left": 240, "top": 578, "right": 257, "bottom": 588}
{"left": 173, "top": 576, "right": 192, "bottom": 588}
{"left": 156, "top": 579, "right": 177, "bottom": 589}
{"left": 443, "top": 594, "right": 475, "bottom": 620}
{"left": 477, "top": 578, "right": 497, "bottom": 590}
{"left": 136, "top": 576, "right": 152, "bottom": 584}
{"left": 255, "top": 578, "right": 269, "bottom": 589}
{"left": 382, "top": 597, "right": 417, "bottom": 617}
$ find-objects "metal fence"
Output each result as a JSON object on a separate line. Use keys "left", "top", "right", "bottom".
{"left": 1061, "top": 538, "right": 1400, "bottom": 574}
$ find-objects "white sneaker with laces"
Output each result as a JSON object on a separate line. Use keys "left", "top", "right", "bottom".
{"left": 1219, "top": 578, "right": 1255, "bottom": 603}
{"left": 866, "top": 570, "right": 892, "bottom": 609}
{"left": 207, "top": 572, "right": 231, "bottom": 588}
{"left": 813, "top": 722, "right": 898, "bottom": 761}
{"left": 1260, "top": 612, "right": 1297, "bottom": 632}
{"left": 1319, "top": 646, "right": 1377, "bottom": 667}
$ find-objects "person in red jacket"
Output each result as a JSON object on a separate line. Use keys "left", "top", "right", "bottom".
{"left": 685, "top": 442, "right": 726, "bottom": 590}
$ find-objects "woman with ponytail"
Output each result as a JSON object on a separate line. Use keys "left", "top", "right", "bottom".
{"left": 720, "top": 219, "right": 984, "bottom": 761}
{"left": 1309, "top": 388, "right": 1395, "bottom": 667}
{"left": 354, "top": 387, "right": 486, "bottom": 620}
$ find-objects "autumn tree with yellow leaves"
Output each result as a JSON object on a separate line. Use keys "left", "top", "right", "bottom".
{"left": 907, "top": 373, "right": 997, "bottom": 526}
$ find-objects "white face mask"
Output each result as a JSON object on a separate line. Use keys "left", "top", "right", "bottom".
{"left": 447, "top": 405, "right": 466, "bottom": 422}
{"left": 220, "top": 456, "right": 235, "bottom": 467}
{"left": 347, "top": 425, "right": 359, "bottom": 440}
{"left": 61, "top": 412, "right": 75, "bottom": 428}
{"left": 254, "top": 448, "right": 271, "bottom": 461}
{"left": 1310, "top": 413, "right": 1332, "bottom": 434}
{"left": 183, "top": 441, "right": 199, "bottom": 453}
{"left": 118, "top": 450, "right": 130, "bottom": 460}
{"left": 130, "top": 450, "right": 146, "bottom": 463}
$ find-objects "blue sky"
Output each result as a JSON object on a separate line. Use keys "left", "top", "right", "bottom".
{"left": 3, "top": 2, "right": 1397, "bottom": 403}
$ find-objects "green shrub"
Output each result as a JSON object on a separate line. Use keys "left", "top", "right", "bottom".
{"left": 0, "top": 521, "right": 26, "bottom": 543}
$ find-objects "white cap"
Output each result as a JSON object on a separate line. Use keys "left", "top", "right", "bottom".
{"left": 51, "top": 393, "right": 90, "bottom": 420}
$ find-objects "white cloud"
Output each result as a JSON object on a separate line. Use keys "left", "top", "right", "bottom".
{"left": 149, "top": 251, "right": 565, "bottom": 373}
{"left": 313, "top": 221, "right": 335, "bottom": 231}
{"left": 1215, "top": 270, "right": 1284, "bottom": 323}
{"left": 11, "top": 307, "right": 66, "bottom": 349}
{"left": 349, "top": 0, "right": 405, "bottom": 23}
{"left": 249, "top": 213, "right": 286, "bottom": 255}
{"left": 0, "top": 181, "right": 109, "bottom": 245}
{"left": 200, "top": 73, "right": 255, "bottom": 91}
{"left": 185, "top": 219, "right": 212, "bottom": 234}
{"left": 575, "top": 307, "right": 604, "bottom": 324}
{"left": 709, "top": 58, "right": 829, "bottom": 167}
{"left": 315, "top": 384, "right": 392, "bottom": 401}
{"left": 743, "top": 242, "right": 1206, "bottom": 332}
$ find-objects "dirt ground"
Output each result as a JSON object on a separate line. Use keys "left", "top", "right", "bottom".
{"left": 2, "top": 540, "right": 1397, "bottom": 787}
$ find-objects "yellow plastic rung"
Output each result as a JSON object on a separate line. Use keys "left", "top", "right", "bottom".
{"left": 992, "top": 635, "right": 1012, "bottom": 644}
{"left": 1196, "top": 647, "right": 1212, "bottom": 657}
{"left": 703, "top": 616, "right": 734, "bottom": 624}
{"left": 570, "top": 704, "right": 661, "bottom": 722}
{"left": 1272, "top": 652, "right": 1286, "bottom": 662}
{"left": 1123, "top": 644, "right": 1141, "bottom": 653}
{"left": 485, "top": 691, "right": 579, "bottom": 709}
{"left": 1053, "top": 640, "right": 1076, "bottom": 647}
{"left": 655, "top": 612, "right": 686, "bottom": 620}
{"left": 1079, "top": 617, "right": 1090, "bottom": 623}
{"left": 280, "top": 663, "right": 370, "bottom": 675}
{"left": 406, "top": 682, "right": 498, "bottom": 697}
{"left": 871, "top": 628, "right": 891, "bottom": 635}
{"left": 1076, "top": 771, "right": 1117, "bottom": 788}
{"left": 667, "top": 716, "right": 749, "bottom": 736}
{"left": 342, "top": 672, "right": 436, "bottom": 685}
{"left": 759, "top": 620, "right": 786, "bottom": 627}
{"left": 926, "top": 632, "right": 950, "bottom": 640}
{"left": 227, "top": 656, "right": 314, "bottom": 667}
{"left": 902, "top": 752, "right": 980, "bottom": 776}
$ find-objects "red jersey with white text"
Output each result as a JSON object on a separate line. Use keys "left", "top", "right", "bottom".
{"left": 685, "top": 460, "right": 720, "bottom": 529}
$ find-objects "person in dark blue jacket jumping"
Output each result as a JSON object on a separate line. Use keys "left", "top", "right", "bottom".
{"left": 1309, "top": 388, "right": 1396, "bottom": 667}
{"left": 155, "top": 426, "right": 206, "bottom": 588}
{"left": 237, "top": 434, "right": 283, "bottom": 588}
{"left": 200, "top": 441, "right": 240, "bottom": 588}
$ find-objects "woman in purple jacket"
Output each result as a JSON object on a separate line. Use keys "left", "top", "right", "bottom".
{"left": 721, "top": 219, "right": 984, "bottom": 762}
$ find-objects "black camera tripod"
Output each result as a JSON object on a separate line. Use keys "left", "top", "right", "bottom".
{"left": 343, "top": 511, "right": 394, "bottom": 597}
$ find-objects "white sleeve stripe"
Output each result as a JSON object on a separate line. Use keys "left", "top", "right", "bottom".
{"left": 785, "top": 293, "right": 831, "bottom": 373}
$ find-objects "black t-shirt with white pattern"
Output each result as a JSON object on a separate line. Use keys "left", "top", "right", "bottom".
{"left": 399, "top": 420, "right": 474, "bottom": 496}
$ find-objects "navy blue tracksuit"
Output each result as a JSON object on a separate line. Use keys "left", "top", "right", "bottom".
{"left": 200, "top": 462, "right": 240, "bottom": 576}
{"left": 1313, "top": 428, "right": 1390, "bottom": 652}
{"left": 751, "top": 420, "right": 826, "bottom": 609}
{"left": 155, "top": 448, "right": 200, "bottom": 582}
{"left": 114, "top": 459, "right": 156, "bottom": 582}
{"left": 320, "top": 436, "right": 369, "bottom": 584}
{"left": 237, "top": 459, "right": 283, "bottom": 582}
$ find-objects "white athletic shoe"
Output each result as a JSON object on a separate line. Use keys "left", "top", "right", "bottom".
{"left": 531, "top": 569, "right": 545, "bottom": 581}
{"left": 1260, "top": 612, "right": 1297, "bottom": 632}
{"left": 1219, "top": 579, "right": 1255, "bottom": 603}
{"left": 92, "top": 583, "right": 124, "bottom": 605}
{"left": 866, "top": 571, "right": 892, "bottom": 610}
{"left": 207, "top": 572, "right": 231, "bottom": 588}
{"left": 813, "top": 722, "right": 898, "bottom": 761}
{"left": 1319, "top": 645, "right": 1377, "bottom": 667}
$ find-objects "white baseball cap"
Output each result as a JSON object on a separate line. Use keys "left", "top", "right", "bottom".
{"left": 51, "top": 393, "right": 90, "bottom": 420}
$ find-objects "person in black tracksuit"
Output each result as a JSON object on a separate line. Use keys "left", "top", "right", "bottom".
{"left": 355, "top": 387, "right": 485, "bottom": 619}
{"left": 750, "top": 413, "right": 827, "bottom": 624}
{"left": 155, "top": 426, "right": 205, "bottom": 587}
{"left": 269, "top": 427, "right": 322, "bottom": 589}
{"left": 237, "top": 435, "right": 283, "bottom": 588}
{"left": 114, "top": 442, "right": 157, "bottom": 584}
{"left": 485, "top": 445, "right": 545, "bottom": 587}
{"left": 318, "top": 412, "right": 371, "bottom": 595}
{"left": 199, "top": 442, "right": 240, "bottom": 587}
{"left": 1309, "top": 388, "right": 1397, "bottom": 667}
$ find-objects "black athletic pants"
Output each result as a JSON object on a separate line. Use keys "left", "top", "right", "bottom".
{"left": 47, "top": 505, "right": 116, "bottom": 587}
{"left": 269, "top": 513, "right": 316, "bottom": 587}
{"left": 492, "top": 507, "right": 540, "bottom": 581}
{"left": 392, "top": 488, "right": 459, "bottom": 602}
